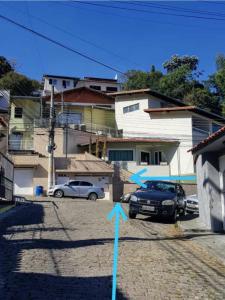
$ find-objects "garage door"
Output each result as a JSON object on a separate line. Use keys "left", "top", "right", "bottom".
{"left": 14, "top": 168, "right": 34, "bottom": 195}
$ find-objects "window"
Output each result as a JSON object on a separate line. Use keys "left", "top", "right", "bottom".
{"left": 80, "top": 181, "right": 93, "bottom": 186}
{"left": 14, "top": 107, "right": 23, "bottom": 118}
{"left": 49, "top": 78, "right": 57, "bottom": 85}
{"left": 108, "top": 150, "right": 133, "bottom": 161}
{"left": 140, "top": 151, "right": 150, "bottom": 165}
{"left": 212, "top": 123, "right": 222, "bottom": 133}
{"left": 192, "top": 117, "right": 210, "bottom": 133}
{"left": 123, "top": 103, "right": 139, "bottom": 114}
{"left": 62, "top": 80, "right": 70, "bottom": 88}
{"left": 69, "top": 181, "right": 79, "bottom": 186}
{"left": 106, "top": 86, "right": 118, "bottom": 92}
{"left": 154, "top": 151, "right": 162, "bottom": 165}
{"left": 90, "top": 85, "right": 101, "bottom": 91}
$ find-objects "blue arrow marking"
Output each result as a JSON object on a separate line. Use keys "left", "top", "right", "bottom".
{"left": 129, "top": 168, "right": 196, "bottom": 188}
{"left": 107, "top": 203, "right": 127, "bottom": 300}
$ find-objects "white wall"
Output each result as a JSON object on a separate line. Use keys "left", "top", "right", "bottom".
{"left": 43, "top": 77, "right": 74, "bottom": 95}
{"left": 115, "top": 94, "right": 194, "bottom": 175}
{"left": 43, "top": 77, "right": 120, "bottom": 95}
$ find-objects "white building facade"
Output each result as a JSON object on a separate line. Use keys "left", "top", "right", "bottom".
{"left": 42, "top": 75, "right": 120, "bottom": 96}
{"left": 107, "top": 89, "right": 225, "bottom": 176}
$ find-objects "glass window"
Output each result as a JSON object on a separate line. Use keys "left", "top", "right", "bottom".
{"left": 14, "top": 107, "right": 23, "bottom": 118}
{"left": 141, "top": 152, "right": 150, "bottom": 165}
{"left": 80, "top": 181, "right": 92, "bottom": 186}
{"left": 123, "top": 103, "right": 139, "bottom": 114}
{"left": 90, "top": 85, "right": 101, "bottom": 91}
{"left": 52, "top": 79, "right": 57, "bottom": 85}
{"left": 69, "top": 181, "right": 79, "bottom": 186}
{"left": 106, "top": 86, "right": 118, "bottom": 92}
{"left": 108, "top": 150, "right": 133, "bottom": 161}
{"left": 154, "top": 151, "right": 162, "bottom": 165}
{"left": 144, "top": 181, "right": 176, "bottom": 193}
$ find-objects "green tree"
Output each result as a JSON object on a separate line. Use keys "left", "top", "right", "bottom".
{"left": 122, "top": 65, "right": 163, "bottom": 90}
{"left": 0, "top": 71, "right": 41, "bottom": 96}
{"left": 185, "top": 88, "right": 221, "bottom": 114}
{"left": 163, "top": 54, "right": 199, "bottom": 73}
{"left": 0, "top": 56, "right": 14, "bottom": 78}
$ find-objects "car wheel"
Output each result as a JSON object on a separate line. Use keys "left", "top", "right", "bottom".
{"left": 129, "top": 210, "right": 136, "bottom": 219}
{"left": 88, "top": 193, "right": 97, "bottom": 201}
{"left": 168, "top": 210, "right": 177, "bottom": 223}
{"left": 179, "top": 209, "right": 185, "bottom": 216}
{"left": 54, "top": 190, "right": 64, "bottom": 198}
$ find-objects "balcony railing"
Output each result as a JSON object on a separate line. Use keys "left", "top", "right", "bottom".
{"left": 34, "top": 118, "right": 122, "bottom": 137}
{"left": 9, "top": 140, "right": 34, "bottom": 151}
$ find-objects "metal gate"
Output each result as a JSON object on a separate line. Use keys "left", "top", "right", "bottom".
{"left": 0, "top": 153, "right": 14, "bottom": 202}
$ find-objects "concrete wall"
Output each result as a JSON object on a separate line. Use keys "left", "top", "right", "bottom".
{"left": 196, "top": 153, "right": 223, "bottom": 232}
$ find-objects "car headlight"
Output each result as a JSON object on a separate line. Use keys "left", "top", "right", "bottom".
{"left": 162, "top": 199, "right": 175, "bottom": 205}
{"left": 130, "top": 195, "right": 138, "bottom": 202}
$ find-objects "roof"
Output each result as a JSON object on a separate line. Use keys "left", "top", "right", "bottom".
{"left": 190, "top": 126, "right": 225, "bottom": 154}
{"left": 43, "top": 74, "right": 79, "bottom": 80}
{"left": 84, "top": 76, "right": 118, "bottom": 83}
{"left": 144, "top": 106, "right": 196, "bottom": 113}
{"left": 102, "top": 137, "right": 178, "bottom": 143}
{"left": 79, "top": 137, "right": 178, "bottom": 147}
{"left": 43, "top": 86, "right": 114, "bottom": 104}
{"left": 55, "top": 152, "right": 113, "bottom": 175}
{"left": 144, "top": 105, "right": 225, "bottom": 123}
{"left": 108, "top": 88, "right": 225, "bottom": 123}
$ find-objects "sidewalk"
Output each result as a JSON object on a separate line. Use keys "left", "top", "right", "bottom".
{"left": 178, "top": 214, "right": 225, "bottom": 265}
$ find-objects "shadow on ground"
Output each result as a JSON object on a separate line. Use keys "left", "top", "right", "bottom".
{"left": 0, "top": 203, "right": 128, "bottom": 300}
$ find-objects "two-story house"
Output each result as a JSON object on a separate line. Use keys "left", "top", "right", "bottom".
{"left": 42, "top": 74, "right": 120, "bottom": 96}
{"left": 98, "top": 89, "right": 225, "bottom": 177}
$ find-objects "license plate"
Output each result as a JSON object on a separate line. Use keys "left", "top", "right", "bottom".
{"left": 142, "top": 205, "right": 155, "bottom": 211}
{"left": 188, "top": 204, "right": 197, "bottom": 208}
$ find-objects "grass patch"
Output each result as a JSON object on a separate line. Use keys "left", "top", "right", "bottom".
{"left": 0, "top": 205, "right": 15, "bottom": 214}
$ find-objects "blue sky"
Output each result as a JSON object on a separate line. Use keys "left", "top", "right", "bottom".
{"left": 0, "top": 1, "right": 225, "bottom": 82}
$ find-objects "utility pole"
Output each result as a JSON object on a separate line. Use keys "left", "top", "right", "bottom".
{"left": 61, "top": 91, "right": 64, "bottom": 113}
{"left": 89, "top": 105, "right": 93, "bottom": 154}
{"left": 48, "top": 85, "right": 55, "bottom": 190}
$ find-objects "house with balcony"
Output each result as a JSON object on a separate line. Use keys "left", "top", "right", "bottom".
{"left": 96, "top": 89, "right": 225, "bottom": 177}
{"left": 9, "top": 96, "right": 41, "bottom": 152}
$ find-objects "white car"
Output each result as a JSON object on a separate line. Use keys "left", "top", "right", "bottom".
{"left": 185, "top": 194, "right": 199, "bottom": 214}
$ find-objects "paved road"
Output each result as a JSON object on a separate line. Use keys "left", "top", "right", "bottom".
{"left": 0, "top": 199, "right": 225, "bottom": 300}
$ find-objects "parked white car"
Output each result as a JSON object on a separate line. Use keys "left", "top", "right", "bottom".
{"left": 48, "top": 180, "right": 105, "bottom": 201}
{"left": 185, "top": 195, "right": 199, "bottom": 214}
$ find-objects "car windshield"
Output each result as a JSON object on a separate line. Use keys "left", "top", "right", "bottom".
{"left": 143, "top": 181, "right": 176, "bottom": 193}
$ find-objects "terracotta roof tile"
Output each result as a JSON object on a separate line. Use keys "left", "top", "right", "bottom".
{"left": 189, "top": 126, "right": 225, "bottom": 153}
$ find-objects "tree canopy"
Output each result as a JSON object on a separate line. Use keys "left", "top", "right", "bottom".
{"left": 0, "top": 56, "right": 41, "bottom": 96}
{"left": 123, "top": 54, "right": 224, "bottom": 115}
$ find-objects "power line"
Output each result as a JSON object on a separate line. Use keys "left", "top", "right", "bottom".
{"left": 0, "top": 13, "right": 125, "bottom": 75}
{"left": 128, "top": 1, "right": 225, "bottom": 18}
{"left": 74, "top": 1, "right": 225, "bottom": 22}
{"left": 0, "top": 2, "right": 140, "bottom": 69}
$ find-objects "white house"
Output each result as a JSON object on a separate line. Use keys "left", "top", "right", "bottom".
{"left": 106, "top": 89, "right": 225, "bottom": 177}
{"left": 42, "top": 74, "right": 120, "bottom": 96}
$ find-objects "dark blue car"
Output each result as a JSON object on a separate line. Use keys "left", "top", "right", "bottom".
{"left": 129, "top": 181, "right": 186, "bottom": 223}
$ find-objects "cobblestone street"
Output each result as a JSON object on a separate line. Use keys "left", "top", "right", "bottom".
{"left": 1, "top": 199, "right": 225, "bottom": 300}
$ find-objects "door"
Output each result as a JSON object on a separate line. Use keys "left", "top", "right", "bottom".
{"left": 14, "top": 168, "right": 33, "bottom": 195}
{"left": 66, "top": 181, "right": 80, "bottom": 197}
{"left": 79, "top": 181, "right": 93, "bottom": 197}
{"left": 10, "top": 133, "right": 23, "bottom": 150}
